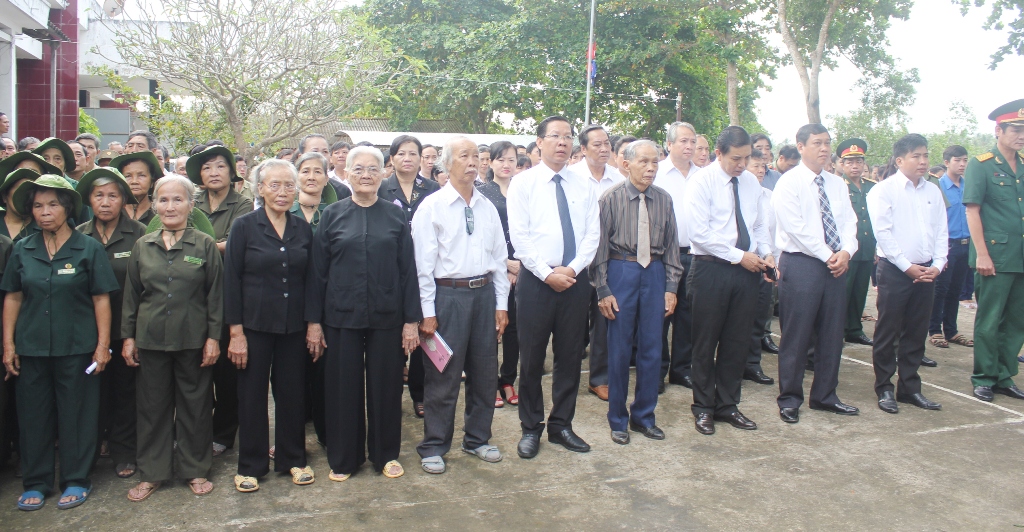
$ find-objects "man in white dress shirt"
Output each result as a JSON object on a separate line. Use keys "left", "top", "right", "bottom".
{"left": 569, "top": 124, "right": 624, "bottom": 401}
{"left": 866, "top": 134, "right": 947, "bottom": 414}
{"left": 772, "top": 123, "right": 860, "bottom": 424}
{"left": 413, "top": 137, "right": 510, "bottom": 474}
{"left": 684, "top": 126, "right": 774, "bottom": 436}
{"left": 507, "top": 116, "right": 600, "bottom": 458}
{"left": 653, "top": 121, "right": 698, "bottom": 390}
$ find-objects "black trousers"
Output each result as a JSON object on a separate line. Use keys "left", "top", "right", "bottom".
{"left": 305, "top": 354, "right": 327, "bottom": 446}
{"left": 406, "top": 347, "right": 425, "bottom": 403}
{"left": 498, "top": 282, "right": 520, "bottom": 388}
{"left": 662, "top": 251, "right": 693, "bottom": 382}
{"left": 237, "top": 329, "right": 307, "bottom": 477}
{"left": 98, "top": 339, "right": 137, "bottom": 465}
{"left": 587, "top": 285, "right": 609, "bottom": 387}
{"left": 325, "top": 326, "right": 404, "bottom": 475}
{"left": 516, "top": 268, "right": 590, "bottom": 435}
{"left": 688, "top": 259, "right": 759, "bottom": 416}
{"left": 777, "top": 252, "right": 847, "bottom": 409}
{"left": 212, "top": 326, "right": 239, "bottom": 448}
{"left": 748, "top": 277, "right": 774, "bottom": 372}
{"left": 873, "top": 259, "right": 934, "bottom": 396}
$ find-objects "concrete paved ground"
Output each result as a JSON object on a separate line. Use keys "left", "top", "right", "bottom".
{"left": 2, "top": 292, "right": 1023, "bottom": 530}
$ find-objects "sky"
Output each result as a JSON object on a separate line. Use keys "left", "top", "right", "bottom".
{"left": 756, "top": 0, "right": 1024, "bottom": 143}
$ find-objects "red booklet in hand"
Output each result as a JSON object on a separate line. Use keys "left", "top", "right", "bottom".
{"left": 420, "top": 332, "right": 453, "bottom": 373}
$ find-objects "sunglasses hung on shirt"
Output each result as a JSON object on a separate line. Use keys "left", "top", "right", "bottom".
{"left": 465, "top": 206, "right": 474, "bottom": 235}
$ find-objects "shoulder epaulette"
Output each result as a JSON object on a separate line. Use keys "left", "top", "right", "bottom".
{"left": 863, "top": 177, "right": 877, "bottom": 183}
{"left": 976, "top": 152, "right": 994, "bottom": 162}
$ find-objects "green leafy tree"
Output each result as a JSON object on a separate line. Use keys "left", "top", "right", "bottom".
{"left": 78, "top": 108, "right": 101, "bottom": 136}
{"left": 955, "top": 0, "right": 1024, "bottom": 67}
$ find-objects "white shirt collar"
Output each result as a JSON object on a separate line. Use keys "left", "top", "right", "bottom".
{"left": 440, "top": 181, "right": 482, "bottom": 207}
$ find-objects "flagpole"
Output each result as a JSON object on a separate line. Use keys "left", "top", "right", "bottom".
{"left": 584, "top": 0, "right": 596, "bottom": 125}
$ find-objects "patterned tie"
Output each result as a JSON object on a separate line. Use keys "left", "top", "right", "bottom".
{"left": 637, "top": 192, "right": 651, "bottom": 267}
{"left": 815, "top": 174, "right": 841, "bottom": 252}
{"left": 731, "top": 176, "right": 750, "bottom": 252}
{"left": 553, "top": 174, "right": 576, "bottom": 266}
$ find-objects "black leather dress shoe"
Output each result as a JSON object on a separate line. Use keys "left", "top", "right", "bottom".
{"left": 897, "top": 392, "right": 941, "bottom": 410}
{"left": 994, "top": 384, "right": 1024, "bottom": 400}
{"left": 548, "top": 429, "right": 591, "bottom": 452}
{"left": 779, "top": 407, "right": 799, "bottom": 423}
{"left": 920, "top": 356, "right": 938, "bottom": 368}
{"left": 809, "top": 401, "right": 859, "bottom": 415}
{"left": 845, "top": 334, "right": 873, "bottom": 346}
{"left": 1018, "top": 354, "right": 1024, "bottom": 363}
{"left": 713, "top": 411, "right": 757, "bottom": 430}
{"left": 877, "top": 391, "right": 898, "bottom": 414}
{"left": 669, "top": 375, "right": 694, "bottom": 389}
{"left": 761, "top": 337, "right": 780, "bottom": 354}
{"left": 658, "top": 381, "right": 666, "bottom": 394}
{"left": 973, "top": 385, "right": 994, "bottom": 402}
{"left": 743, "top": 369, "right": 775, "bottom": 385}
{"left": 628, "top": 420, "right": 665, "bottom": 440}
{"left": 804, "top": 361, "right": 814, "bottom": 372}
{"left": 610, "top": 430, "right": 630, "bottom": 445}
{"left": 694, "top": 413, "right": 715, "bottom": 435}
{"left": 517, "top": 433, "right": 540, "bottom": 459}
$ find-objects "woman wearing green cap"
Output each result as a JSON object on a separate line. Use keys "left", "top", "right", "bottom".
{"left": 1, "top": 175, "right": 120, "bottom": 511}
{"left": 0, "top": 153, "right": 63, "bottom": 241}
{"left": 32, "top": 138, "right": 77, "bottom": 186}
{"left": 111, "top": 151, "right": 163, "bottom": 227}
{"left": 76, "top": 168, "right": 147, "bottom": 480}
{"left": 188, "top": 145, "right": 253, "bottom": 457}
{"left": 121, "top": 173, "right": 223, "bottom": 501}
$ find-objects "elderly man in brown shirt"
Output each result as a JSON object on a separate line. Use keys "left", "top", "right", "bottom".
{"left": 592, "top": 139, "right": 683, "bottom": 445}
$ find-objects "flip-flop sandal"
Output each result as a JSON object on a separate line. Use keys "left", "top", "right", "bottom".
{"left": 861, "top": 314, "right": 876, "bottom": 322}
{"left": 127, "top": 482, "right": 160, "bottom": 502}
{"left": 188, "top": 478, "right": 214, "bottom": 496}
{"left": 234, "top": 475, "right": 259, "bottom": 492}
{"left": 116, "top": 463, "right": 137, "bottom": 478}
{"left": 949, "top": 334, "right": 974, "bottom": 347}
{"left": 269, "top": 446, "right": 275, "bottom": 460}
{"left": 929, "top": 334, "right": 949, "bottom": 348}
{"left": 328, "top": 470, "right": 351, "bottom": 482}
{"left": 17, "top": 490, "right": 45, "bottom": 511}
{"left": 382, "top": 460, "right": 404, "bottom": 478}
{"left": 421, "top": 456, "right": 445, "bottom": 474}
{"left": 290, "top": 466, "right": 315, "bottom": 485}
{"left": 56, "top": 486, "right": 89, "bottom": 510}
{"left": 461, "top": 444, "right": 503, "bottom": 463}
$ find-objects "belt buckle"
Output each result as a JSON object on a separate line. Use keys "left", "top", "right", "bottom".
{"left": 961, "top": 239, "right": 969, "bottom": 245}
{"left": 468, "top": 278, "right": 486, "bottom": 289}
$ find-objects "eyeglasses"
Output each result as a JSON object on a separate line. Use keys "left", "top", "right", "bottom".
{"left": 543, "top": 134, "right": 575, "bottom": 143}
{"left": 261, "top": 182, "right": 296, "bottom": 192}
{"left": 464, "top": 207, "right": 474, "bottom": 235}
{"left": 350, "top": 166, "right": 382, "bottom": 176}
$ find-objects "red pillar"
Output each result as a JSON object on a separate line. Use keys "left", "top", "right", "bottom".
{"left": 15, "top": 0, "right": 79, "bottom": 141}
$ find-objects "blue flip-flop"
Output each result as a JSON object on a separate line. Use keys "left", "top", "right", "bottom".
{"left": 56, "top": 486, "right": 89, "bottom": 510}
{"left": 17, "top": 490, "right": 45, "bottom": 511}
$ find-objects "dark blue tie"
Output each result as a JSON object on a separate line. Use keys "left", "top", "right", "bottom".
{"left": 553, "top": 174, "right": 576, "bottom": 266}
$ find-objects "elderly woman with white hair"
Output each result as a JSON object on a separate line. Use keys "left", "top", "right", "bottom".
{"left": 306, "top": 146, "right": 421, "bottom": 481}
{"left": 121, "top": 174, "right": 224, "bottom": 501}
{"left": 224, "top": 159, "right": 315, "bottom": 492}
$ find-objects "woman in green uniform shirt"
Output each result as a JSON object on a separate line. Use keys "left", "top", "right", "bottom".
{"left": 2, "top": 175, "right": 120, "bottom": 511}
{"left": 111, "top": 151, "right": 164, "bottom": 227}
{"left": 76, "top": 168, "right": 147, "bottom": 479}
{"left": 0, "top": 152, "right": 63, "bottom": 241}
{"left": 188, "top": 145, "right": 253, "bottom": 457}
{"left": 121, "top": 174, "right": 223, "bottom": 501}
{"left": 32, "top": 137, "right": 78, "bottom": 187}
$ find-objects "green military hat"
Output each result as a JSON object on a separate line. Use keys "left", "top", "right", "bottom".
{"left": 0, "top": 168, "right": 42, "bottom": 212}
{"left": 0, "top": 151, "right": 63, "bottom": 182}
{"left": 988, "top": 99, "right": 1024, "bottom": 125}
{"left": 836, "top": 138, "right": 868, "bottom": 159}
{"left": 186, "top": 145, "right": 239, "bottom": 186}
{"left": 110, "top": 151, "right": 165, "bottom": 180}
{"left": 145, "top": 209, "right": 217, "bottom": 239}
{"left": 96, "top": 150, "right": 119, "bottom": 166}
{"left": 12, "top": 174, "right": 84, "bottom": 220}
{"left": 32, "top": 137, "right": 77, "bottom": 173}
{"left": 76, "top": 167, "right": 140, "bottom": 205}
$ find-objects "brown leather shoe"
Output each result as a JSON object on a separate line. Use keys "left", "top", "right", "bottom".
{"left": 588, "top": 384, "right": 609, "bottom": 401}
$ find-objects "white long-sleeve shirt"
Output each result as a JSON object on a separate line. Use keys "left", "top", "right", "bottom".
{"left": 653, "top": 158, "right": 696, "bottom": 247}
{"left": 683, "top": 162, "right": 772, "bottom": 262}
{"left": 507, "top": 161, "right": 600, "bottom": 280}
{"left": 866, "top": 170, "right": 948, "bottom": 272}
{"left": 771, "top": 162, "right": 859, "bottom": 262}
{"left": 569, "top": 159, "right": 625, "bottom": 197}
{"left": 411, "top": 183, "right": 510, "bottom": 318}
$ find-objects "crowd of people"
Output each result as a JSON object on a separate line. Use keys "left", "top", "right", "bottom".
{"left": 0, "top": 97, "right": 1022, "bottom": 511}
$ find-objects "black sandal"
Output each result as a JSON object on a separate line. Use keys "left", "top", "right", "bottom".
{"left": 115, "top": 463, "right": 137, "bottom": 479}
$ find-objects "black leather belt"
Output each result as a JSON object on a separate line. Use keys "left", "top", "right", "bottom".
{"left": 693, "top": 255, "right": 732, "bottom": 265}
{"left": 950, "top": 238, "right": 969, "bottom": 245}
{"left": 680, "top": 246, "right": 691, "bottom": 255}
{"left": 609, "top": 252, "right": 662, "bottom": 263}
{"left": 435, "top": 276, "right": 491, "bottom": 289}
{"left": 881, "top": 258, "right": 933, "bottom": 268}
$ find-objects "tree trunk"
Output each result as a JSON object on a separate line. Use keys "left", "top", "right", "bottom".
{"left": 776, "top": 0, "right": 839, "bottom": 124}
{"left": 806, "top": 64, "right": 821, "bottom": 124}
{"left": 727, "top": 61, "right": 740, "bottom": 126}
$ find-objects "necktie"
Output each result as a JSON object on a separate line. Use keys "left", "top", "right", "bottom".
{"left": 637, "top": 192, "right": 651, "bottom": 267}
{"left": 814, "top": 174, "right": 841, "bottom": 252}
{"left": 553, "top": 174, "right": 576, "bottom": 266}
{"left": 731, "top": 176, "right": 750, "bottom": 252}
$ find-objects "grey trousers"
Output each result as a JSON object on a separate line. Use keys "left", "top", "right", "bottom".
{"left": 417, "top": 284, "right": 498, "bottom": 458}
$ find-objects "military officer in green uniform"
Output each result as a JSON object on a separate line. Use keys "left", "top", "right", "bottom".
{"left": 964, "top": 99, "right": 1024, "bottom": 402}
{"left": 1, "top": 175, "right": 120, "bottom": 510}
{"left": 76, "top": 167, "right": 148, "bottom": 479}
{"left": 838, "top": 139, "right": 877, "bottom": 346}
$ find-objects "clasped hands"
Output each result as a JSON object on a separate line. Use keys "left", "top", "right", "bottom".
{"left": 599, "top": 292, "right": 678, "bottom": 320}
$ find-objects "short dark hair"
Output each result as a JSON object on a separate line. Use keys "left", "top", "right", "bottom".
{"left": 128, "top": 130, "right": 159, "bottom": 150}
{"left": 330, "top": 141, "right": 351, "bottom": 154}
{"left": 942, "top": 145, "right": 968, "bottom": 162}
{"left": 536, "top": 115, "right": 572, "bottom": 138}
{"left": 235, "top": 154, "right": 245, "bottom": 162}
{"left": 778, "top": 145, "right": 800, "bottom": 161}
{"left": 750, "top": 133, "right": 772, "bottom": 150}
{"left": 355, "top": 141, "right": 374, "bottom": 147}
{"left": 929, "top": 165, "right": 947, "bottom": 177}
{"left": 517, "top": 155, "right": 531, "bottom": 168}
{"left": 206, "top": 139, "right": 226, "bottom": 147}
{"left": 486, "top": 141, "right": 517, "bottom": 181}
{"left": 892, "top": 133, "right": 928, "bottom": 159}
{"left": 751, "top": 149, "right": 766, "bottom": 160}
{"left": 795, "top": 123, "right": 829, "bottom": 145}
{"left": 298, "top": 134, "right": 327, "bottom": 153}
{"left": 421, "top": 144, "right": 437, "bottom": 153}
{"left": 714, "top": 126, "right": 751, "bottom": 155}
{"left": 478, "top": 145, "right": 490, "bottom": 155}
{"left": 189, "top": 144, "right": 208, "bottom": 156}
{"left": 615, "top": 136, "right": 638, "bottom": 155}
{"left": 578, "top": 124, "right": 608, "bottom": 147}
{"left": 26, "top": 188, "right": 77, "bottom": 222}
{"left": 389, "top": 135, "right": 422, "bottom": 157}
{"left": 526, "top": 142, "right": 538, "bottom": 154}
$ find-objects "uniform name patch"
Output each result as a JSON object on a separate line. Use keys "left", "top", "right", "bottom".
{"left": 114, "top": 252, "right": 131, "bottom": 259}
{"left": 57, "top": 268, "right": 76, "bottom": 275}
{"left": 184, "top": 256, "right": 204, "bottom": 266}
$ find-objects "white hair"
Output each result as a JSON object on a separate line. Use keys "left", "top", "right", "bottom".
{"left": 623, "top": 139, "right": 660, "bottom": 162}
{"left": 438, "top": 136, "right": 474, "bottom": 174}
{"left": 665, "top": 121, "right": 697, "bottom": 145}
{"left": 253, "top": 158, "right": 298, "bottom": 185}
{"left": 345, "top": 146, "right": 384, "bottom": 170}
{"left": 153, "top": 174, "right": 196, "bottom": 206}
